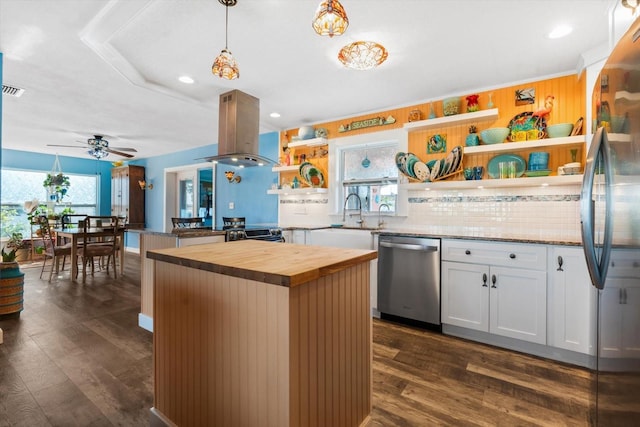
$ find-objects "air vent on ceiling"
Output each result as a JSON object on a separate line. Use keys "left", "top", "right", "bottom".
{"left": 2, "top": 84, "right": 25, "bottom": 97}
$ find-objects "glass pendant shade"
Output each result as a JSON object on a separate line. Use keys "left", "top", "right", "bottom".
{"left": 312, "top": 0, "right": 349, "bottom": 37}
{"left": 212, "top": 49, "right": 240, "bottom": 80}
{"left": 338, "top": 41, "right": 388, "bottom": 70}
{"left": 213, "top": 0, "right": 239, "bottom": 79}
{"left": 88, "top": 148, "right": 108, "bottom": 159}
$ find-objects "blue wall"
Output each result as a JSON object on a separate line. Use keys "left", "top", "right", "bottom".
{"left": 131, "top": 131, "right": 279, "bottom": 232}
{"left": 1, "top": 150, "right": 113, "bottom": 214}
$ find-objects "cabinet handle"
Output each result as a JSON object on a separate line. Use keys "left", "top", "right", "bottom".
{"left": 491, "top": 274, "right": 497, "bottom": 288}
{"left": 509, "top": 253, "right": 516, "bottom": 259}
{"left": 619, "top": 288, "right": 624, "bottom": 305}
{"left": 611, "top": 261, "right": 615, "bottom": 268}
{"left": 623, "top": 288, "right": 628, "bottom": 305}
{"left": 557, "top": 255, "right": 564, "bottom": 271}
{"left": 465, "top": 249, "right": 471, "bottom": 255}
{"left": 482, "top": 273, "right": 488, "bottom": 287}
{"left": 634, "top": 261, "right": 639, "bottom": 268}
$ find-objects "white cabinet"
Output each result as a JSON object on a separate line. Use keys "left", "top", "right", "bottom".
{"left": 599, "top": 250, "right": 640, "bottom": 359}
{"left": 548, "top": 246, "right": 596, "bottom": 355}
{"left": 291, "top": 229, "right": 308, "bottom": 245}
{"left": 441, "top": 239, "right": 547, "bottom": 345}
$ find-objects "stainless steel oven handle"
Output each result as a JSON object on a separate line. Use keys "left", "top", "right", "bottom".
{"left": 380, "top": 241, "right": 438, "bottom": 252}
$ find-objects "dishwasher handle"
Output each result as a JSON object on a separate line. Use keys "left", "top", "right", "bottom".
{"left": 379, "top": 241, "right": 439, "bottom": 252}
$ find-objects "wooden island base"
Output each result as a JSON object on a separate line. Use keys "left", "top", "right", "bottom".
{"left": 148, "top": 241, "right": 376, "bottom": 427}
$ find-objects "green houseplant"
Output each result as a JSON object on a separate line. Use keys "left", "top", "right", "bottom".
{"left": 43, "top": 173, "right": 71, "bottom": 202}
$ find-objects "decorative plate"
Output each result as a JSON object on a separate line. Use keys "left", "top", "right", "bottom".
{"left": 508, "top": 112, "right": 547, "bottom": 138}
{"left": 487, "top": 154, "right": 526, "bottom": 179}
{"left": 524, "top": 169, "right": 551, "bottom": 177}
{"left": 429, "top": 159, "right": 442, "bottom": 181}
{"left": 299, "top": 162, "right": 325, "bottom": 187}
{"left": 413, "top": 161, "right": 431, "bottom": 182}
{"left": 405, "top": 153, "right": 420, "bottom": 178}
{"left": 395, "top": 152, "right": 408, "bottom": 175}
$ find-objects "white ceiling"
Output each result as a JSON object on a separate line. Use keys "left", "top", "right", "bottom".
{"left": 0, "top": 0, "right": 630, "bottom": 161}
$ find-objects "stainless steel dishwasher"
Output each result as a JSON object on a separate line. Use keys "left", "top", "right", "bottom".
{"left": 377, "top": 235, "right": 441, "bottom": 326}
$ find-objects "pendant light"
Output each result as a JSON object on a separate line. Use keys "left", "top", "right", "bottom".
{"left": 338, "top": 41, "right": 388, "bottom": 70}
{"left": 312, "top": 0, "right": 349, "bottom": 37}
{"left": 212, "top": 0, "right": 239, "bottom": 80}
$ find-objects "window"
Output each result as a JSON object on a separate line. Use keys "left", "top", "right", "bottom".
{"left": 340, "top": 143, "right": 398, "bottom": 213}
{"left": 1, "top": 169, "right": 98, "bottom": 238}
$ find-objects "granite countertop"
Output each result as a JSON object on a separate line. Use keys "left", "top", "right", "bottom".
{"left": 147, "top": 240, "right": 377, "bottom": 287}
{"left": 280, "top": 224, "right": 583, "bottom": 246}
{"left": 128, "top": 228, "right": 226, "bottom": 238}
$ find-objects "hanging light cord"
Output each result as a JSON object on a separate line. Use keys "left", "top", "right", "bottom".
{"left": 224, "top": 2, "right": 229, "bottom": 49}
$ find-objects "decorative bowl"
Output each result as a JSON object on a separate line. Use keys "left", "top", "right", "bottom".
{"left": 480, "top": 127, "right": 510, "bottom": 144}
{"left": 298, "top": 126, "right": 316, "bottom": 140}
{"left": 546, "top": 123, "right": 573, "bottom": 138}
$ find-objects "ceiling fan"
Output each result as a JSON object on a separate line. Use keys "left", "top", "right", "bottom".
{"left": 47, "top": 135, "right": 138, "bottom": 159}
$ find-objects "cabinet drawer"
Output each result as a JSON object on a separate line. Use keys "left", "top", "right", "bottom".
{"left": 608, "top": 249, "right": 640, "bottom": 278}
{"left": 442, "top": 239, "right": 547, "bottom": 270}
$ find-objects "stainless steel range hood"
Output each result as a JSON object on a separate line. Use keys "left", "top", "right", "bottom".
{"left": 202, "top": 90, "right": 276, "bottom": 167}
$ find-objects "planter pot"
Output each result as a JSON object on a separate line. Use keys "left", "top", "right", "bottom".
{"left": 0, "top": 261, "right": 24, "bottom": 317}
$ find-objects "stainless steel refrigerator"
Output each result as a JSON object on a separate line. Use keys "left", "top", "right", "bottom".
{"left": 582, "top": 15, "right": 640, "bottom": 425}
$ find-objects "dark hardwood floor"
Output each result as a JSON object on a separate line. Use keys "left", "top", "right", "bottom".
{"left": 1, "top": 254, "right": 594, "bottom": 426}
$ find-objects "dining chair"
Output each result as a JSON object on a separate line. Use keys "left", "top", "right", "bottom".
{"left": 78, "top": 216, "right": 119, "bottom": 282}
{"left": 37, "top": 215, "right": 73, "bottom": 282}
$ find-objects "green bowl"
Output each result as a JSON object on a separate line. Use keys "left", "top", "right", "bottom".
{"left": 480, "top": 127, "right": 510, "bottom": 144}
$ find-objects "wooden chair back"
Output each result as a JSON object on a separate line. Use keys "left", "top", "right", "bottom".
{"left": 171, "top": 217, "right": 204, "bottom": 229}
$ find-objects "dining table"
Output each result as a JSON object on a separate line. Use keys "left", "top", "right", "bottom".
{"left": 53, "top": 227, "right": 126, "bottom": 282}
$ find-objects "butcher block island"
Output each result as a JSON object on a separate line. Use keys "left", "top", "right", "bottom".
{"left": 147, "top": 240, "right": 377, "bottom": 427}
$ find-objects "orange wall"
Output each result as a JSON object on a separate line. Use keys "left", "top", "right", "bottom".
{"left": 281, "top": 73, "right": 586, "bottom": 180}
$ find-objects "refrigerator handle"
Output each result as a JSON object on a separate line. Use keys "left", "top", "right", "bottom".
{"left": 580, "top": 128, "right": 614, "bottom": 290}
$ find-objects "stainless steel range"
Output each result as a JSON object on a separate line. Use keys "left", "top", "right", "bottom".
{"left": 225, "top": 227, "right": 284, "bottom": 242}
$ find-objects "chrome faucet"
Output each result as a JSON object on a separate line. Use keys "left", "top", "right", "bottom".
{"left": 378, "top": 203, "right": 391, "bottom": 228}
{"left": 343, "top": 193, "right": 363, "bottom": 226}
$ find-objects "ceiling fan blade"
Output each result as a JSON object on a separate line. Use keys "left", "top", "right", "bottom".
{"left": 47, "top": 144, "right": 86, "bottom": 148}
{"left": 109, "top": 146, "right": 137, "bottom": 152}
{"left": 106, "top": 148, "right": 135, "bottom": 158}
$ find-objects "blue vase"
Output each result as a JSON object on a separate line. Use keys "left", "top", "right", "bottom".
{"left": 465, "top": 134, "right": 479, "bottom": 146}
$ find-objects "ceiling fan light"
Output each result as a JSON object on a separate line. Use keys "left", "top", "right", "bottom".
{"left": 88, "top": 148, "right": 109, "bottom": 159}
{"left": 338, "top": 41, "right": 388, "bottom": 70}
{"left": 312, "top": 0, "right": 349, "bottom": 37}
{"left": 212, "top": 49, "right": 240, "bottom": 80}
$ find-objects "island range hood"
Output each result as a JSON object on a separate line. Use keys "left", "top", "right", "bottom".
{"left": 202, "top": 89, "right": 276, "bottom": 167}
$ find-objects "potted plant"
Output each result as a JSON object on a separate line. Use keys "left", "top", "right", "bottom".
{"left": 0, "top": 247, "right": 24, "bottom": 317}
{"left": 43, "top": 173, "right": 71, "bottom": 202}
{"left": 5, "top": 232, "right": 30, "bottom": 262}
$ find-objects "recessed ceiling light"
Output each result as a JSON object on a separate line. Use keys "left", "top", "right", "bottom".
{"left": 270, "top": 112, "right": 281, "bottom": 118}
{"left": 178, "top": 75, "right": 195, "bottom": 84}
{"left": 548, "top": 25, "right": 573, "bottom": 39}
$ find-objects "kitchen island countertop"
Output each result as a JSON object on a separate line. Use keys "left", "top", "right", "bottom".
{"left": 147, "top": 239, "right": 377, "bottom": 287}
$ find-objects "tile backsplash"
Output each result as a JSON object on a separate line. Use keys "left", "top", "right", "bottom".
{"left": 277, "top": 183, "right": 639, "bottom": 244}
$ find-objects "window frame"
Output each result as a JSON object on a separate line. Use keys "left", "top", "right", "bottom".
{"left": 327, "top": 128, "right": 408, "bottom": 218}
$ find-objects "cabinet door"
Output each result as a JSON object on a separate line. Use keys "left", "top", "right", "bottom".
{"left": 111, "top": 169, "right": 124, "bottom": 217}
{"left": 489, "top": 266, "right": 547, "bottom": 344}
{"left": 441, "top": 261, "right": 489, "bottom": 332}
{"left": 600, "top": 278, "right": 640, "bottom": 358}
{"left": 292, "top": 229, "right": 307, "bottom": 245}
{"left": 549, "top": 246, "right": 596, "bottom": 354}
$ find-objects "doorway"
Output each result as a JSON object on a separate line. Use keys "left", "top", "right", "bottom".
{"left": 163, "top": 163, "right": 215, "bottom": 232}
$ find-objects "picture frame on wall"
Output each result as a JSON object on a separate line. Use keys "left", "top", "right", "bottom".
{"left": 515, "top": 88, "right": 535, "bottom": 106}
